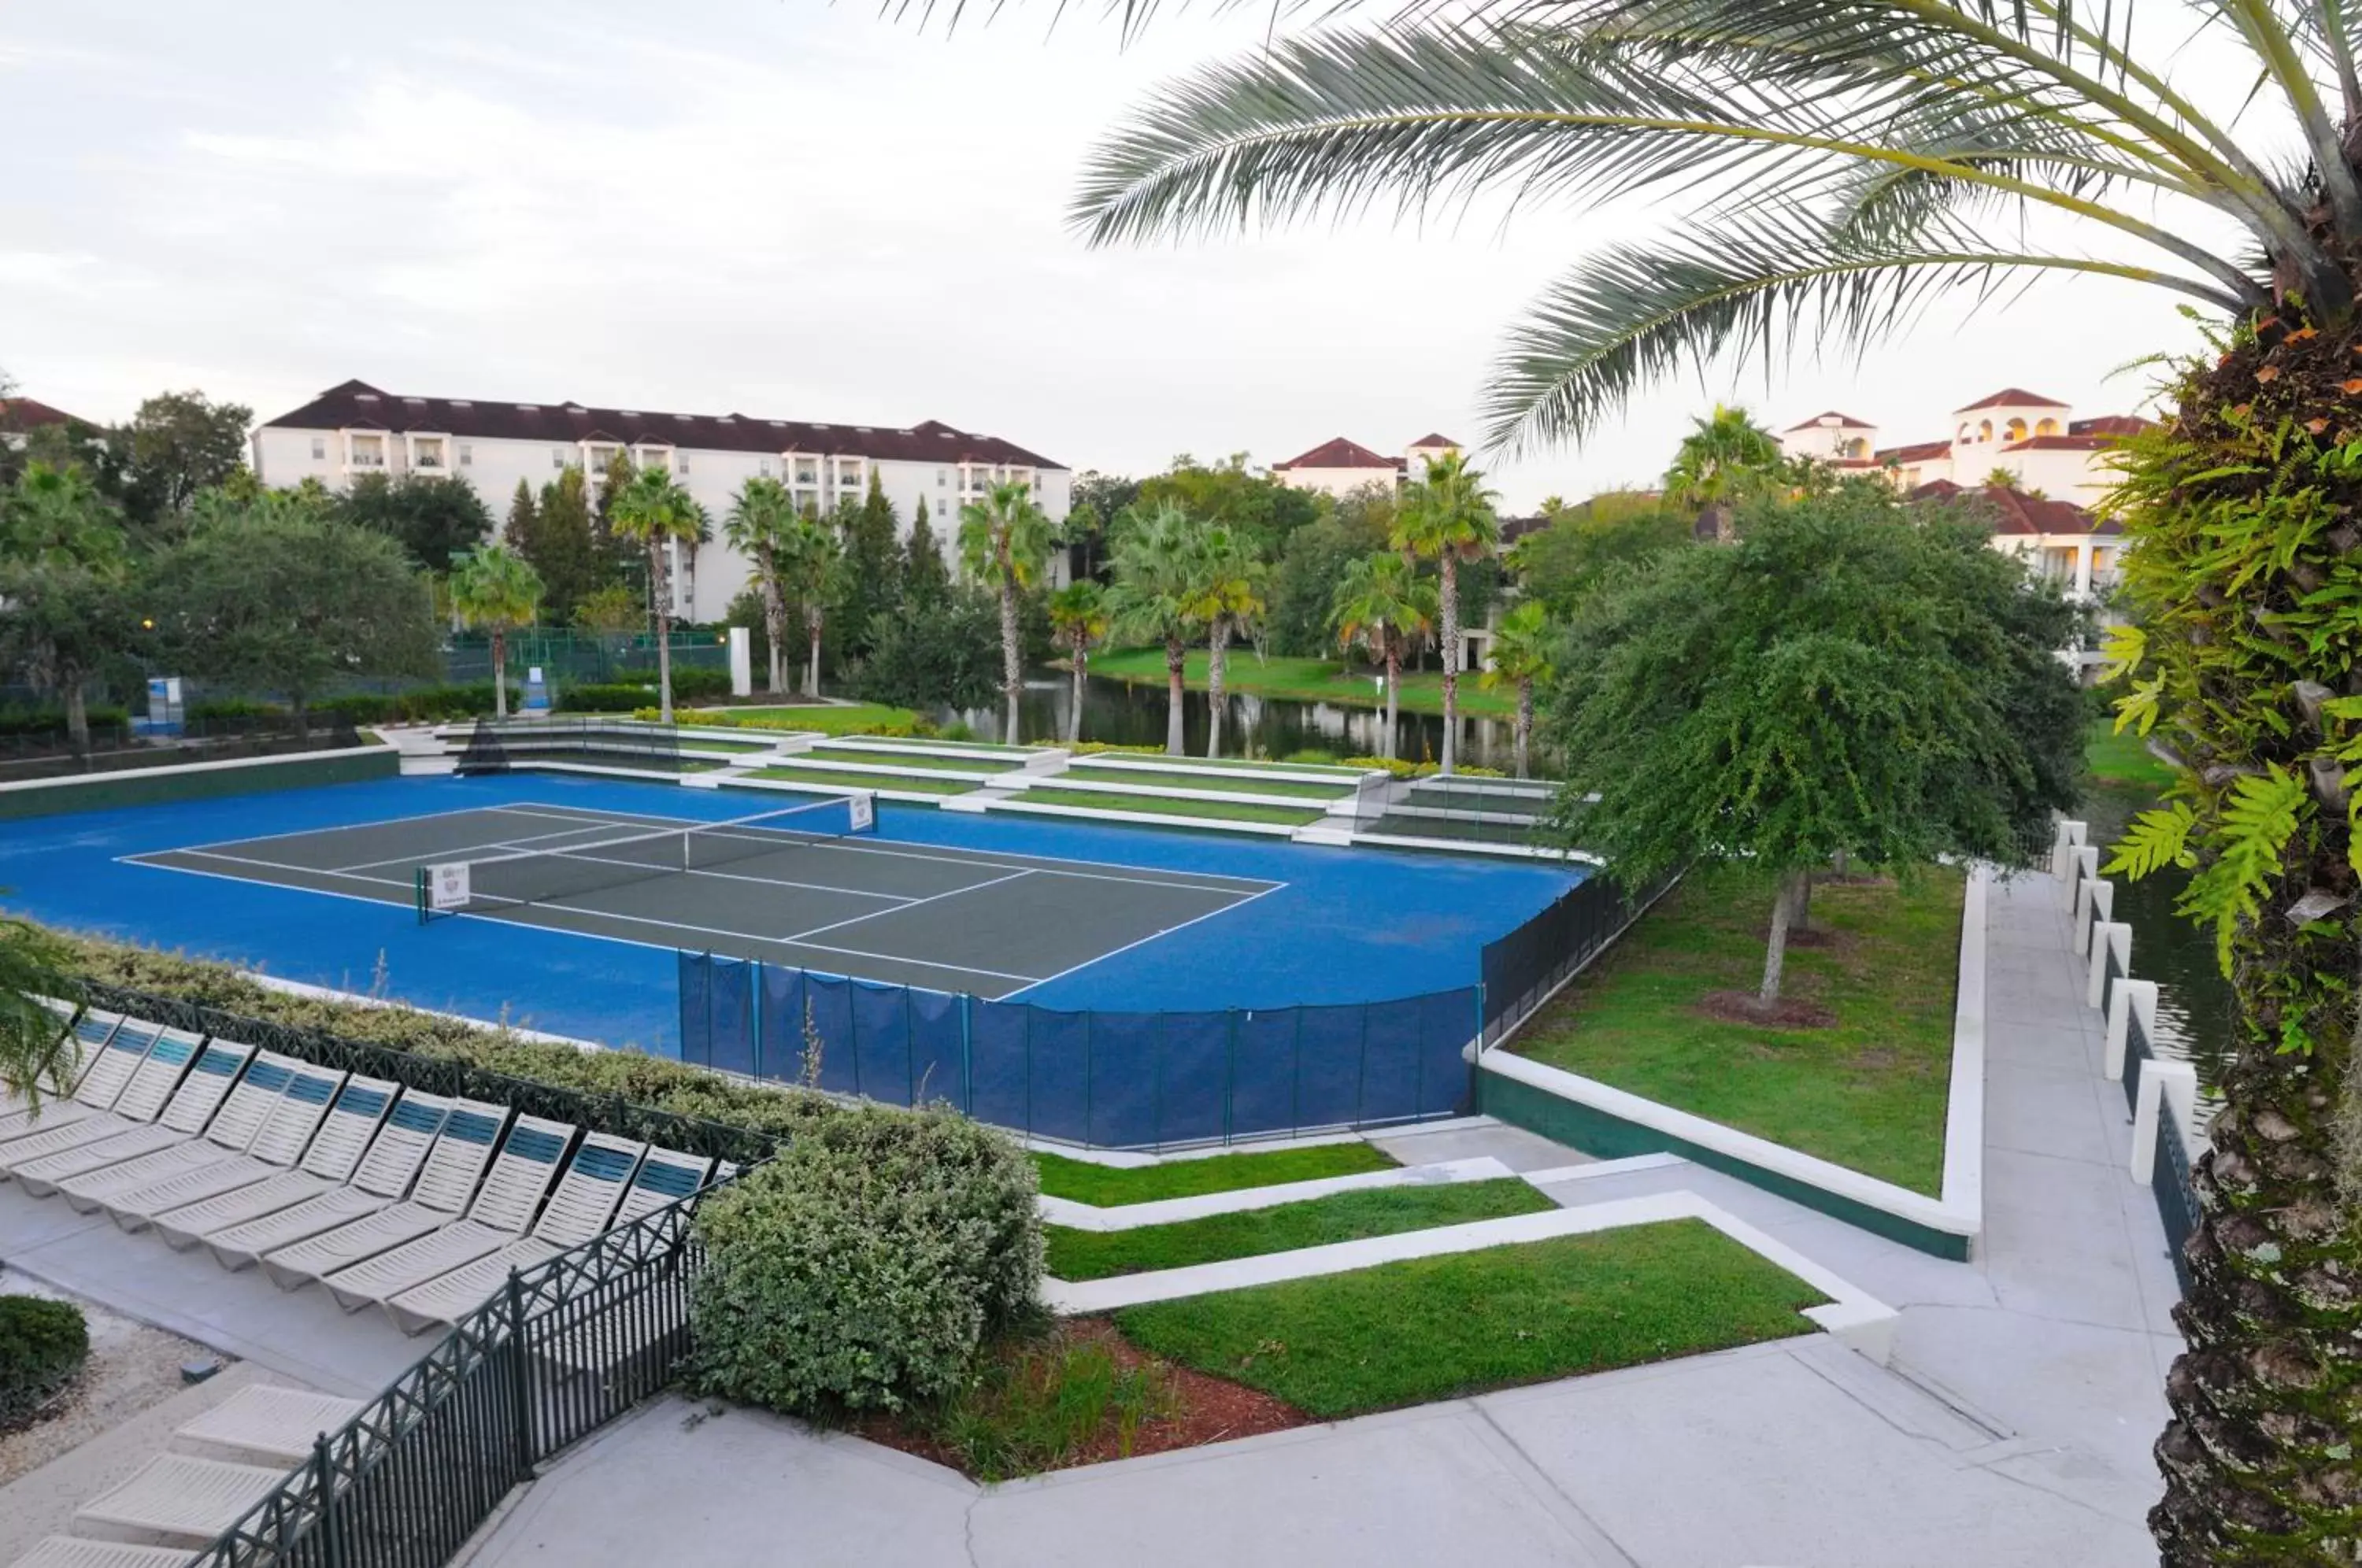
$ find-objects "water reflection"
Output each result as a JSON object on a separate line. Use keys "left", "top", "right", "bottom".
{"left": 2081, "top": 786, "right": 2234, "bottom": 1119}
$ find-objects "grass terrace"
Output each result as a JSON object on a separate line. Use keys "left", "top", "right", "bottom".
{"left": 1507, "top": 864, "right": 1962, "bottom": 1193}
{"left": 687, "top": 703, "right": 926, "bottom": 737}
{"left": 1090, "top": 649, "right": 1516, "bottom": 718}
{"left": 1045, "top": 1181, "right": 1557, "bottom": 1281}
{"left": 2084, "top": 716, "right": 2177, "bottom": 793}
{"left": 1013, "top": 788, "right": 1327, "bottom": 827}
{"left": 1115, "top": 1219, "right": 1830, "bottom": 1419}
{"left": 1057, "top": 764, "right": 1357, "bottom": 800}
{"left": 745, "top": 766, "right": 976, "bottom": 796}
{"left": 1032, "top": 1145, "right": 1397, "bottom": 1204}
{"left": 802, "top": 745, "right": 1024, "bottom": 773}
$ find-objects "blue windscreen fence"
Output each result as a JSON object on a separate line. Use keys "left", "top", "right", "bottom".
{"left": 677, "top": 954, "right": 1481, "bottom": 1149}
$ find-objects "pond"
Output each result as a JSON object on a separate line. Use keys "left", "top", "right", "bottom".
{"left": 942, "top": 670, "right": 1531, "bottom": 771}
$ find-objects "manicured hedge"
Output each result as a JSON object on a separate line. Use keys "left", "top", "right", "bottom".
{"left": 0, "top": 703, "right": 131, "bottom": 738}
{"left": 0, "top": 1295, "right": 89, "bottom": 1430}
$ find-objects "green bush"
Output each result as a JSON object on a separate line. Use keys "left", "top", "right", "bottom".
{"left": 314, "top": 684, "right": 519, "bottom": 724}
{"left": 595, "top": 666, "right": 733, "bottom": 703}
{"left": 0, "top": 1295, "right": 89, "bottom": 1429}
{"left": 187, "top": 698, "right": 283, "bottom": 723}
{"left": 1280, "top": 748, "right": 1341, "bottom": 765}
{"left": 0, "top": 703, "right": 131, "bottom": 738}
{"left": 690, "top": 1108, "right": 1042, "bottom": 1417}
{"left": 561, "top": 682, "right": 656, "bottom": 713}
{"left": 1344, "top": 756, "right": 1508, "bottom": 779}
{"left": 1065, "top": 741, "right": 1164, "bottom": 756}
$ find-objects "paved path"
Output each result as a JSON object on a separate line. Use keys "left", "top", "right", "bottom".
{"left": 461, "top": 866, "right": 2183, "bottom": 1568}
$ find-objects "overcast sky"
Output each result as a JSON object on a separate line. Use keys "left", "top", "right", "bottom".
{"left": 3, "top": 1, "right": 2234, "bottom": 509}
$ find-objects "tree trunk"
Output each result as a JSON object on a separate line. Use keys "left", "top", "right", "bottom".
{"left": 1514, "top": 679, "right": 1533, "bottom": 779}
{"left": 651, "top": 542, "right": 675, "bottom": 723}
{"left": 1164, "top": 638, "right": 1187, "bottom": 756}
{"left": 492, "top": 629, "right": 509, "bottom": 719}
{"left": 761, "top": 555, "right": 786, "bottom": 696}
{"left": 807, "top": 618, "right": 823, "bottom": 702}
{"left": 1383, "top": 648, "right": 1401, "bottom": 761}
{"left": 64, "top": 682, "right": 90, "bottom": 756}
{"left": 291, "top": 690, "right": 311, "bottom": 741}
{"left": 1438, "top": 554, "right": 1460, "bottom": 775}
{"left": 1206, "top": 619, "right": 1231, "bottom": 760}
{"left": 998, "top": 575, "right": 1023, "bottom": 746}
{"left": 1067, "top": 645, "right": 1086, "bottom": 745}
{"left": 1794, "top": 871, "right": 1812, "bottom": 933}
{"left": 1759, "top": 871, "right": 1801, "bottom": 1004}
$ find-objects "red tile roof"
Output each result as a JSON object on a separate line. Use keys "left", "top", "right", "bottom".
{"left": 1911, "top": 480, "right": 2119, "bottom": 535}
{"left": 1406, "top": 432, "right": 1463, "bottom": 449}
{"left": 1783, "top": 410, "right": 1875, "bottom": 432}
{"left": 260, "top": 379, "right": 1065, "bottom": 470}
{"left": 2068, "top": 415, "right": 2149, "bottom": 436}
{"left": 1876, "top": 439, "right": 1951, "bottom": 464}
{"left": 1274, "top": 436, "right": 1405, "bottom": 472}
{"left": 2001, "top": 435, "right": 2119, "bottom": 453}
{"left": 0, "top": 397, "right": 86, "bottom": 429}
{"left": 1955, "top": 387, "right": 2068, "bottom": 411}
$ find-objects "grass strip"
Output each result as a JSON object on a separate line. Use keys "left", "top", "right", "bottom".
{"left": 2083, "top": 716, "right": 2176, "bottom": 792}
{"left": 746, "top": 766, "right": 971, "bottom": 795}
{"left": 1060, "top": 765, "right": 1356, "bottom": 800}
{"left": 689, "top": 703, "right": 923, "bottom": 736}
{"left": 1015, "top": 788, "right": 1325, "bottom": 827}
{"left": 1033, "top": 1144, "right": 1396, "bottom": 1205}
{"left": 1509, "top": 863, "right": 1960, "bottom": 1193}
{"left": 803, "top": 745, "right": 1020, "bottom": 774}
{"left": 1046, "top": 1179, "right": 1555, "bottom": 1281}
{"left": 1089, "top": 649, "right": 1515, "bottom": 718}
{"left": 1116, "top": 1219, "right": 1829, "bottom": 1418}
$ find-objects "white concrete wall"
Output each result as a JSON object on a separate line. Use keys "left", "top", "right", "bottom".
{"left": 1276, "top": 465, "right": 1401, "bottom": 498}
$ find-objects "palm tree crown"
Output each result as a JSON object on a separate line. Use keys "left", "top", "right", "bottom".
{"left": 605, "top": 467, "right": 704, "bottom": 723}
{"left": 724, "top": 476, "right": 799, "bottom": 695}
{"left": 448, "top": 543, "right": 545, "bottom": 720}
{"left": 959, "top": 479, "right": 1057, "bottom": 742}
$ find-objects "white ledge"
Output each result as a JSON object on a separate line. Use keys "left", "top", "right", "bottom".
{"left": 1038, "top": 1157, "right": 1516, "bottom": 1231}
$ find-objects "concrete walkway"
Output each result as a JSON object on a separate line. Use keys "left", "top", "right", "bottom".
{"left": 457, "top": 866, "right": 2182, "bottom": 1568}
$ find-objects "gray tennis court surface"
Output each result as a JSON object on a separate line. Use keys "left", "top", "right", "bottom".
{"left": 125, "top": 802, "right": 1279, "bottom": 998}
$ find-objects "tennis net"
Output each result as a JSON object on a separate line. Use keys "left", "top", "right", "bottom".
{"left": 415, "top": 794, "right": 876, "bottom": 923}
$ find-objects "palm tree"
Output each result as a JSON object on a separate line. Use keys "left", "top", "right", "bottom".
{"left": 0, "top": 915, "right": 72, "bottom": 1110}
{"left": 605, "top": 467, "right": 703, "bottom": 723}
{"left": 959, "top": 481, "right": 1056, "bottom": 743}
{"left": 1046, "top": 580, "right": 1111, "bottom": 745}
{"left": 1662, "top": 407, "right": 1794, "bottom": 543}
{"left": 1196, "top": 523, "right": 1266, "bottom": 759}
{"left": 1390, "top": 450, "right": 1499, "bottom": 774}
{"left": 1331, "top": 553, "right": 1437, "bottom": 762}
{"left": 1072, "top": 7, "right": 2362, "bottom": 1555}
{"left": 724, "top": 477, "right": 798, "bottom": 695}
{"left": 1104, "top": 501, "right": 1209, "bottom": 756}
{"left": 782, "top": 513, "right": 841, "bottom": 700}
{"left": 447, "top": 543, "right": 544, "bottom": 720}
{"left": 1478, "top": 601, "right": 1555, "bottom": 779}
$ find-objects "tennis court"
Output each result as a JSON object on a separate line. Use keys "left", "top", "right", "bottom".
{"left": 125, "top": 798, "right": 1278, "bottom": 999}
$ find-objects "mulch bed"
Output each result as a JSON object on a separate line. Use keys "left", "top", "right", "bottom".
{"left": 1694, "top": 989, "right": 1838, "bottom": 1030}
{"left": 852, "top": 1318, "right": 1308, "bottom": 1478}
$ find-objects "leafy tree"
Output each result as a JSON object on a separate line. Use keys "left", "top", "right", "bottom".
{"left": 1507, "top": 492, "right": 1691, "bottom": 619}
{"left": 503, "top": 479, "right": 538, "bottom": 553}
{"left": 1068, "top": 469, "right": 1142, "bottom": 579}
{"left": 850, "top": 588, "right": 1004, "bottom": 712}
{"left": 1046, "top": 579, "right": 1111, "bottom": 744}
{"left": 0, "top": 463, "right": 133, "bottom": 753}
{"left": 113, "top": 390, "right": 252, "bottom": 539}
{"left": 1136, "top": 453, "right": 1319, "bottom": 558}
{"left": 590, "top": 452, "right": 647, "bottom": 601}
{"left": 831, "top": 474, "right": 904, "bottom": 674}
{"left": 1267, "top": 484, "right": 1392, "bottom": 656}
{"left": 724, "top": 476, "right": 799, "bottom": 695}
{"left": 1479, "top": 601, "right": 1554, "bottom": 779}
{"left": 1330, "top": 553, "right": 1435, "bottom": 762}
{"left": 1073, "top": 2, "right": 2362, "bottom": 1546}
{"left": 783, "top": 514, "right": 842, "bottom": 699}
{"left": 958, "top": 480, "right": 1057, "bottom": 743}
{"left": 447, "top": 543, "right": 545, "bottom": 719}
{"left": 1391, "top": 450, "right": 1500, "bottom": 773}
{"left": 904, "top": 496, "right": 952, "bottom": 607}
{"left": 1104, "top": 501, "right": 1210, "bottom": 755}
{"left": 605, "top": 468, "right": 705, "bottom": 722}
{"left": 521, "top": 466, "right": 610, "bottom": 623}
{"left": 1549, "top": 488, "right": 2079, "bottom": 1002}
{"left": 0, "top": 915, "right": 75, "bottom": 1108}
{"left": 1197, "top": 523, "right": 1266, "bottom": 758}
{"left": 335, "top": 472, "right": 494, "bottom": 574}
{"left": 572, "top": 582, "right": 642, "bottom": 633}
{"left": 150, "top": 505, "right": 438, "bottom": 734}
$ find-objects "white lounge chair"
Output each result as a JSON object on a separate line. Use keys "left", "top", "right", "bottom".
{"left": 51, "top": 1050, "right": 300, "bottom": 1214}
{"left": 6, "top": 1036, "right": 246, "bottom": 1194}
{"left": 71, "top": 1452, "right": 288, "bottom": 1548}
{"left": 317, "top": 1115, "right": 583, "bottom": 1315}
{"left": 0, "top": 1015, "right": 161, "bottom": 1143}
{"left": 106, "top": 1059, "right": 347, "bottom": 1231}
{"left": 175, "top": 1384, "right": 364, "bottom": 1467}
{"left": 380, "top": 1133, "right": 647, "bottom": 1333}
{"left": 198, "top": 1090, "right": 471, "bottom": 1271}
{"left": 4, "top": 1538, "right": 198, "bottom": 1568}
{"left": 150, "top": 1075, "right": 402, "bottom": 1253}
{"left": 257, "top": 1100, "right": 517, "bottom": 1290}
{"left": 531, "top": 1157, "right": 732, "bottom": 1376}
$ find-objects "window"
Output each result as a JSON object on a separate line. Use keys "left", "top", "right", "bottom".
{"left": 553, "top": 447, "right": 568, "bottom": 469}
{"left": 761, "top": 458, "right": 772, "bottom": 476}
{"left": 310, "top": 436, "right": 326, "bottom": 460}
{"left": 2004, "top": 418, "right": 2027, "bottom": 442}
{"left": 459, "top": 443, "right": 472, "bottom": 466}
{"left": 2036, "top": 417, "right": 2060, "bottom": 437}
{"left": 937, "top": 469, "right": 947, "bottom": 486}
{"left": 1977, "top": 420, "right": 1994, "bottom": 441}
{"left": 678, "top": 454, "right": 690, "bottom": 474}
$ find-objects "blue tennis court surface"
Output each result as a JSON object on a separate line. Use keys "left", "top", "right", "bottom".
{"left": 0, "top": 773, "right": 1585, "bottom": 1055}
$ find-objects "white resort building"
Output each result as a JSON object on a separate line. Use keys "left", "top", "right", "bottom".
{"left": 253, "top": 379, "right": 1072, "bottom": 623}
{"left": 1271, "top": 433, "right": 1464, "bottom": 499}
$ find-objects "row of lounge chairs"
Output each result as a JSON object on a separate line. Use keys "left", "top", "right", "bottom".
{"left": 3, "top": 999, "right": 720, "bottom": 1337}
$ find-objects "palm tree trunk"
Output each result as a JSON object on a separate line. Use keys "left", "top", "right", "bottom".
{"left": 492, "top": 630, "right": 509, "bottom": 719}
{"left": 998, "top": 579, "right": 1022, "bottom": 745}
{"left": 1164, "top": 638, "right": 1187, "bottom": 756}
{"left": 1438, "top": 554, "right": 1460, "bottom": 775}
{"left": 1067, "top": 645, "right": 1087, "bottom": 745}
{"left": 762, "top": 558, "right": 786, "bottom": 696}
{"left": 1206, "top": 619, "right": 1231, "bottom": 760}
{"left": 651, "top": 542, "right": 674, "bottom": 723}
{"left": 1515, "top": 679, "right": 1532, "bottom": 779}
{"left": 807, "top": 615, "right": 823, "bottom": 702}
{"left": 1759, "top": 871, "right": 1801, "bottom": 1004}
{"left": 1383, "top": 647, "right": 1401, "bottom": 761}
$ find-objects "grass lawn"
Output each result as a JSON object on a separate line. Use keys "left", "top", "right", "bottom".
{"left": 1116, "top": 1219, "right": 1828, "bottom": 1418}
{"left": 690, "top": 703, "right": 922, "bottom": 736}
{"left": 676, "top": 738, "right": 779, "bottom": 754}
{"left": 2084, "top": 716, "right": 2177, "bottom": 793}
{"left": 1015, "top": 789, "right": 1326, "bottom": 827}
{"left": 1033, "top": 1144, "right": 1397, "bottom": 1204}
{"left": 746, "top": 766, "right": 971, "bottom": 795}
{"left": 1509, "top": 864, "right": 1962, "bottom": 1193}
{"left": 1090, "top": 649, "right": 1514, "bottom": 719}
{"left": 1058, "top": 765, "right": 1357, "bottom": 800}
{"left": 802, "top": 745, "right": 1019, "bottom": 773}
{"left": 1046, "top": 1180, "right": 1555, "bottom": 1281}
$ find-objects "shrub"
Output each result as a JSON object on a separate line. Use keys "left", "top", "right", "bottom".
{"left": 562, "top": 682, "right": 659, "bottom": 713}
{"left": 1344, "top": 756, "right": 1508, "bottom": 779}
{"left": 690, "top": 1108, "right": 1042, "bottom": 1417}
{"left": 314, "top": 684, "right": 520, "bottom": 724}
{"left": 1065, "top": 741, "right": 1164, "bottom": 757}
{"left": 0, "top": 703, "right": 131, "bottom": 738}
{"left": 1280, "top": 748, "right": 1340, "bottom": 765}
{"left": 0, "top": 1295, "right": 89, "bottom": 1430}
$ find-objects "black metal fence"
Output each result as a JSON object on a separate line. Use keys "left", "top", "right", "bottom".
{"left": 0, "top": 712, "right": 364, "bottom": 783}
{"left": 442, "top": 630, "right": 728, "bottom": 690}
{"left": 189, "top": 1171, "right": 733, "bottom": 1568}
{"left": 1477, "top": 871, "right": 1671, "bottom": 1045}
{"left": 76, "top": 981, "right": 773, "bottom": 1167}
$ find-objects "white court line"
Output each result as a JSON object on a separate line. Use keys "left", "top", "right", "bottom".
{"left": 773, "top": 937, "right": 1039, "bottom": 986}
{"left": 996, "top": 880, "right": 1287, "bottom": 1002}
{"left": 783, "top": 868, "right": 1035, "bottom": 943}
{"left": 143, "top": 801, "right": 539, "bottom": 857}
{"left": 323, "top": 819, "right": 676, "bottom": 873}
{"left": 494, "top": 846, "right": 916, "bottom": 904}
{"left": 154, "top": 848, "right": 417, "bottom": 892}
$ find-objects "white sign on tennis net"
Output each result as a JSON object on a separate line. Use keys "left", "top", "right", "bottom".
{"left": 426, "top": 862, "right": 472, "bottom": 912}
{"left": 848, "top": 793, "right": 875, "bottom": 832}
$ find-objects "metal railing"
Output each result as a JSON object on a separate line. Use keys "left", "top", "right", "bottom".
{"left": 190, "top": 1171, "right": 738, "bottom": 1568}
